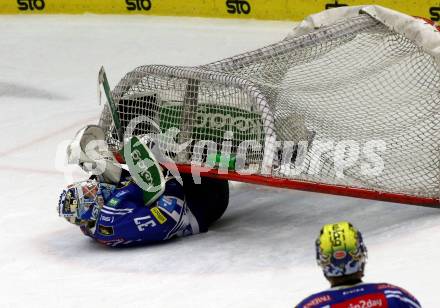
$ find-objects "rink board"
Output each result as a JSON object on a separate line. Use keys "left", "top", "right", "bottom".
{"left": 1, "top": 0, "right": 440, "bottom": 21}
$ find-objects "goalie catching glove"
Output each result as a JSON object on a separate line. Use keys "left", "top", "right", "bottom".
{"left": 66, "top": 125, "right": 122, "bottom": 184}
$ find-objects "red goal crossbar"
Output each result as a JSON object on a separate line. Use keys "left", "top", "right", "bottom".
{"left": 113, "top": 152, "right": 439, "bottom": 208}
{"left": 175, "top": 164, "right": 440, "bottom": 208}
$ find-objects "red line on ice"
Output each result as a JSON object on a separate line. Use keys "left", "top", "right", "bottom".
{"left": 0, "top": 165, "right": 63, "bottom": 175}
{"left": 0, "top": 115, "right": 98, "bottom": 158}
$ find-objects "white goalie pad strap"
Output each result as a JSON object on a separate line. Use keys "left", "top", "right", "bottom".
{"left": 67, "top": 125, "right": 122, "bottom": 184}
{"left": 287, "top": 5, "right": 440, "bottom": 66}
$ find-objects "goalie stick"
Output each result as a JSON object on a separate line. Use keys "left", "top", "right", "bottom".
{"left": 98, "top": 68, "right": 165, "bottom": 205}
{"left": 98, "top": 66, "right": 123, "bottom": 141}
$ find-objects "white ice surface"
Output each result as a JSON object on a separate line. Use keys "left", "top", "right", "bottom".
{"left": 0, "top": 15, "right": 439, "bottom": 308}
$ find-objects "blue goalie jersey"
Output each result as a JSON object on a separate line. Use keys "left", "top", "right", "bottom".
{"left": 296, "top": 283, "right": 421, "bottom": 308}
{"left": 80, "top": 178, "right": 200, "bottom": 247}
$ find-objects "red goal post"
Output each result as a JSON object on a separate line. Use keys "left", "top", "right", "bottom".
{"left": 174, "top": 164, "right": 440, "bottom": 208}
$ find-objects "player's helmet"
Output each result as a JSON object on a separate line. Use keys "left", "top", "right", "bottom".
{"left": 58, "top": 180, "right": 113, "bottom": 224}
{"left": 316, "top": 221, "right": 367, "bottom": 277}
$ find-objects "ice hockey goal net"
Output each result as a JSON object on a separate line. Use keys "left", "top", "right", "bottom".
{"left": 99, "top": 8, "right": 440, "bottom": 207}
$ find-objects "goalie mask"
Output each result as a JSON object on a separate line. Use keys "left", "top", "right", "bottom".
{"left": 316, "top": 221, "right": 367, "bottom": 278}
{"left": 58, "top": 180, "right": 115, "bottom": 224}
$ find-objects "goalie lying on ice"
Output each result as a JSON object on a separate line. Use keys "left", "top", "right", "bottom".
{"left": 57, "top": 126, "right": 229, "bottom": 247}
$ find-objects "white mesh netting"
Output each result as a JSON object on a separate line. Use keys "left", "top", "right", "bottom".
{"left": 99, "top": 14, "right": 440, "bottom": 202}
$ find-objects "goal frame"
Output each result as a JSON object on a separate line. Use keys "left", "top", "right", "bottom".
{"left": 103, "top": 5, "right": 440, "bottom": 208}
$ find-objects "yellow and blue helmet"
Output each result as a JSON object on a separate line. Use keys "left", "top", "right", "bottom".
{"left": 316, "top": 221, "right": 367, "bottom": 277}
{"left": 58, "top": 180, "right": 115, "bottom": 224}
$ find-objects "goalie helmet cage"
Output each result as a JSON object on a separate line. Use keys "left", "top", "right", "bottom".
{"left": 99, "top": 6, "right": 440, "bottom": 207}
